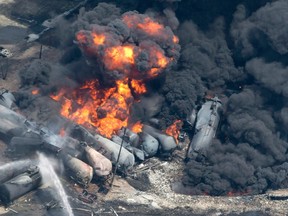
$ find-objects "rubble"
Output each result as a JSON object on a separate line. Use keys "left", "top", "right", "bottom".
{"left": 0, "top": 47, "right": 12, "bottom": 58}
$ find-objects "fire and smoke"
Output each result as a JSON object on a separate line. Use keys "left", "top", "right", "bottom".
{"left": 75, "top": 11, "right": 179, "bottom": 80}
{"left": 172, "top": 0, "right": 288, "bottom": 196}
{"left": 50, "top": 10, "right": 180, "bottom": 138}
{"left": 51, "top": 79, "right": 133, "bottom": 138}
{"left": 20, "top": 0, "right": 288, "bottom": 196}
{"left": 165, "top": 119, "right": 182, "bottom": 143}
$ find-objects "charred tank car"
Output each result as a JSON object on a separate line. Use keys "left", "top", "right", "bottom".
{"left": 186, "top": 96, "right": 222, "bottom": 159}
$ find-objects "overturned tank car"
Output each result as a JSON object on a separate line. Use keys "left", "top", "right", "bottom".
{"left": 187, "top": 96, "right": 222, "bottom": 159}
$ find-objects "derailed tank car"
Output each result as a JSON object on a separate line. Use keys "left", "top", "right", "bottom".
{"left": 0, "top": 160, "right": 34, "bottom": 184}
{"left": 187, "top": 96, "right": 222, "bottom": 159}
{"left": 0, "top": 166, "right": 42, "bottom": 205}
{"left": 143, "top": 124, "right": 177, "bottom": 155}
{"left": 60, "top": 152, "right": 93, "bottom": 186}
{"left": 81, "top": 143, "right": 112, "bottom": 176}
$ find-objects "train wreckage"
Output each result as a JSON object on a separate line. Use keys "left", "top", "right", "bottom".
{"left": 0, "top": 88, "right": 179, "bottom": 206}
{"left": 0, "top": 86, "right": 226, "bottom": 208}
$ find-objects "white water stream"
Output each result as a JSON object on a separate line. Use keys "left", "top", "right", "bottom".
{"left": 38, "top": 152, "right": 74, "bottom": 216}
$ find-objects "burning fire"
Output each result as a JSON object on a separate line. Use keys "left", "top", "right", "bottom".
{"left": 130, "top": 79, "right": 146, "bottom": 95}
{"left": 31, "top": 89, "right": 39, "bottom": 95}
{"left": 76, "top": 12, "right": 179, "bottom": 80}
{"left": 59, "top": 127, "right": 66, "bottom": 137}
{"left": 51, "top": 79, "right": 145, "bottom": 138}
{"left": 227, "top": 190, "right": 251, "bottom": 196}
{"left": 51, "top": 12, "right": 179, "bottom": 139}
{"left": 104, "top": 45, "right": 135, "bottom": 75}
{"left": 130, "top": 121, "right": 143, "bottom": 133}
{"left": 50, "top": 89, "right": 66, "bottom": 101}
{"left": 165, "top": 120, "right": 182, "bottom": 143}
{"left": 122, "top": 13, "right": 175, "bottom": 41}
{"left": 92, "top": 33, "right": 105, "bottom": 45}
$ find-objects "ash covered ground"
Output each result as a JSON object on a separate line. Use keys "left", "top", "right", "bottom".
{"left": 1, "top": 0, "right": 288, "bottom": 215}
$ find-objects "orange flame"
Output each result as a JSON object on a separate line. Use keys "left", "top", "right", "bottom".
{"left": 59, "top": 127, "right": 66, "bottom": 137}
{"left": 55, "top": 13, "right": 179, "bottom": 138}
{"left": 50, "top": 79, "right": 141, "bottom": 138}
{"left": 137, "top": 17, "right": 163, "bottom": 35}
{"left": 76, "top": 13, "right": 179, "bottom": 80}
{"left": 148, "top": 48, "right": 169, "bottom": 77}
{"left": 76, "top": 32, "right": 87, "bottom": 43}
{"left": 130, "top": 121, "right": 143, "bottom": 133}
{"left": 31, "top": 89, "right": 39, "bottom": 95}
{"left": 165, "top": 120, "right": 183, "bottom": 143}
{"left": 173, "top": 36, "right": 179, "bottom": 43}
{"left": 105, "top": 45, "right": 135, "bottom": 74}
{"left": 123, "top": 15, "right": 163, "bottom": 37}
{"left": 130, "top": 79, "right": 147, "bottom": 94}
{"left": 51, "top": 89, "right": 66, "bottom": 101}
{"left": 92, "top": 33, "right": 105, "bottom": 45}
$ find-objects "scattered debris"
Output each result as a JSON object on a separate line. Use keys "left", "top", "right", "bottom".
{"left": 72, "top": 208, "right": 94, "bottom": 216}
{"left": 110, "top": 207, "right": 119, "bottom": 216}
{"left": 0, "top": 47, "right": 12, "bottom": 58}
{"left": 7, "top": 208, "right": 18, "bottom": 214}
{"left": 77, "top": 189, "right": 97, "bottom": 204}
{"left": 45, "top": 200, "right": 58, "bottom": 210}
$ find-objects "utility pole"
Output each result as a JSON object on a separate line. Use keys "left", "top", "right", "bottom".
{"left": 39, "top": 45, "right": 43, "bottom": 59}
{"left": 109, "top": 127, "right": 127, "bottom": 188}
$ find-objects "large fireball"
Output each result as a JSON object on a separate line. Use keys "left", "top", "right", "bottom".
{"left": 51, "top": 12, "right": 180, "bottom": 138}
{"left": 76, "top": 11, "right": 180, "bottom": 80}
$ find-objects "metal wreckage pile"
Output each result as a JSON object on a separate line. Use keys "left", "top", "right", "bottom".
{"left": 0, "top": 88, "right": 179, "bottom": 207}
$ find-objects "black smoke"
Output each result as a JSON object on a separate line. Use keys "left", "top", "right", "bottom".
{"left": 176, "top": 0, "right": 288, "bottom": 195}
{"left": 19, "top": 0, "right": 288, "bottom": 195}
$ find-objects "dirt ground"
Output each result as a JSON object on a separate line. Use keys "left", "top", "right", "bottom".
{"left": 1, "top": 1, "right": 288, "bottom": 216}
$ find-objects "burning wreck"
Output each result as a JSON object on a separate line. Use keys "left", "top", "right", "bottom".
{"left": 0, "top": 5, "right": 183, "bottom": 207}
{"left": 0, "top": 87, "right": 183, "bottom": 211}
{"left": 3, "top": 0, "right": 288, "bottom": 215}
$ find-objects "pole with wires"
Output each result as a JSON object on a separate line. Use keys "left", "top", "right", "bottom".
{"left": 110, "top": 127, "right": 127, "bottom": 188}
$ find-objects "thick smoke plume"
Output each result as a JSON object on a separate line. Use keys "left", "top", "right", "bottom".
{"left": 75, "top": 11, "right": 180, "bottom": 81}
{"left": 178, "top": 0, "right": 288, "bottom": 195}
{"left": 19, "top": 0, "right": 288, "bottom": 195}
{"left": 20, "top": 3, "right": 180, "bottom": 138}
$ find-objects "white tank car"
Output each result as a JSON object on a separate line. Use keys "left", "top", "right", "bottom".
{"left": 143, "top": 124, "right": 177, "bottom": 154}
{"left": 94, "top": 134, "right": 135, "bottom": 170}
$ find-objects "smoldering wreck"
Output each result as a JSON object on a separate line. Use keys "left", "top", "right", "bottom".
{"left": 2, "top": 0, "right": 288, "bottom": 215}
